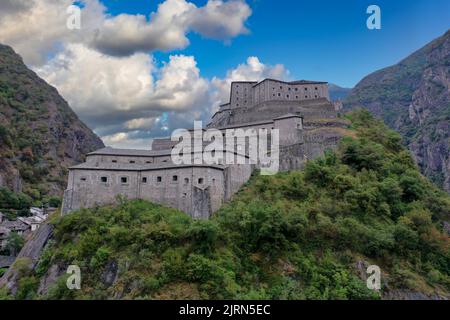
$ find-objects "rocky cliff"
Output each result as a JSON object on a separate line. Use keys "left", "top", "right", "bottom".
{"left": 0, "top": 44, "right": 104, "bottom": 199}
{"left": 345, "top": 30, "right": 450, "bottom": 192}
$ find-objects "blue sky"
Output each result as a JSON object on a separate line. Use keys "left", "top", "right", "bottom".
{"left": 100, "top": 0, "right": 450, "bottom": 88}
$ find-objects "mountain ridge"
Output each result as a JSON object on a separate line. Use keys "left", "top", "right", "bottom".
{"left": 0, "top": 44, "right": 104, "bottom": 203}
{"left": 344, "top": 29, "right": 450, "bottom": 192}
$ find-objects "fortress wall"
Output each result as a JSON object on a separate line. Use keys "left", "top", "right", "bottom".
{"left": 229, "top": 80, "right": 329, "bottom": 110}
{"left": 274, "top": 117, "right": 304, "bottom": 146}
{"left": 230, "top": 82, "right": 256, "bottom": 109}
{"left": 226, "top": 163, "right": 253, "bottom": 199}
{"left": 66, "top": 169, "right": 140, "bottom": 211}
{"left": 252, "top": 80, "right": 329, "bottom": 105}
{"left": 221, "top": 100, "right": 336, "bottom": 126}
{"left": 64, "top": 166, "right": 228, "bottom": 218}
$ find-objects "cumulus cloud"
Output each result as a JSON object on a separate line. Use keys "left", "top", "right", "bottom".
{"left": 91, "top": 0, "right": 195, "bottom": 56}
{"left": 36, "top": 44, "right": 213, "bottom": 147}
{"left": 90, "top": 0, "right": 252, "bottom": 56}
{"left": 0, "top": 0, "right": 252, "bottom": 65}
{"left": 187, "top": 0, "right": 251, "bottom": 40}
{"left": 211, "top": 56, "right": 290, "bottom": 107}
{"left": 0, "top": 0, "right": 105, "bottom": 66}
{"left": 0, "top": 0, "right": 33, "bottom": 15}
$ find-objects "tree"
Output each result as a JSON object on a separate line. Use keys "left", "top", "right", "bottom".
{"left": 6, "top": 232, "right": 24, "bottom": 256}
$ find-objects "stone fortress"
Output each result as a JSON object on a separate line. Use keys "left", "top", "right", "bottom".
{"left": 62, "top": 79, "right": 349, "bottom": 218}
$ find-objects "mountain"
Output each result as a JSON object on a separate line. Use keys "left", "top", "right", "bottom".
{"left": 328, "top": 83, "right": 352, "bottom": 101}
{"left": 0, "top": 44, "right": 104, "bottom": 203}
{"left": 345, "top": 30, "right": 450, "bottom": 193}
{"left": 2, "top": 110, "right": 449, "bottom": 300}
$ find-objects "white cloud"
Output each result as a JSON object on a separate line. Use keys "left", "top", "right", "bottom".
{"left": 91, "top": 0, "right": 195, "bottom": 56}
{"left": 188, "top": 0, "right": 251, "bottom": 40}
{"left": 0, "top": 0, "right": 252, "bottom": 65}
{"left": 211, "top": 56, "right": 290, "bottom": 107}
{"left": 36, "top": 44, "right": 213, "bottom": 144}
{"left": 91, "top": 0, "right": 252, "bottom": 56}
{"left": 0, "top": 0, "right": 105, "bottom": 66}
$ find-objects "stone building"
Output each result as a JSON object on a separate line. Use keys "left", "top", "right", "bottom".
{"left": 62, "top": 78, "right": 349, "bottom": 218}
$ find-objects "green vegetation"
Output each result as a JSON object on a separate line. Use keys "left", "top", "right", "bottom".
{"left": 0, "top": 187, "right": 32, "bottom": 215}
{"left": 8, "top": 110, "right": 450, "bottom": 300}
{"left": 5, "top": 232, "right": 25, "bottom": 256}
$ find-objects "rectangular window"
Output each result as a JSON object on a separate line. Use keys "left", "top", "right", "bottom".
{"left": 112, "top": 160, "right": 117, "bottom": 163}
{"left": 198, "top": 178, "right": 204, "bottom": 184}
{"left": 121, "top": 177, "right": 128, "bottom": 184}
{"left": 172, "top": 175, "right": 178, "bottom": 182}
{"left": 157, "top": 176, "right": 162, "bottom": 183}
{"left": 81, "top": 177, "right": 87, "bottom": 181}
{"left": 142, "top": 177, "right": 147, "bottom": 183}
{"left": 101, "top": 177, "right": 107, "bottom": 183}
{"left": 129, "top": 160, "right": 135, "bottom": 164}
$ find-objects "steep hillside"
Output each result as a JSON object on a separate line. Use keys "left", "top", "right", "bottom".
{"left": 328, "top": 83, "right": 352, "bottom": 101}
{"left": 3, "top": 110, "right": 449, "bottom": 300}
{"left": 345, "top": 30, "right": 450, "bottom": 193}
{"left": 0, "top": 44, "right": 104, "bottom": 202}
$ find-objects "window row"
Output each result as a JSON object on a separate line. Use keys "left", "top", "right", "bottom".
{"left": 81, "top": 175, "right": 207, "bottom": 185}
{"left": 111, "top": 159, "right": 155, "bottom": 164}
{"left": 272, "top": 93, "right": 320, "bottom": 99}
{"left": 273, "top": 86, "right": 319, "bottom": 91}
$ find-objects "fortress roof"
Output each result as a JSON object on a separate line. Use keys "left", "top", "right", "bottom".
{"left": 85, "top": 147, "right": 250, "bottom": 163}
{"left": 228, "top": 78, "right": 328, "bottom": 88}
{"left": 255, "top": 79, "right": 328, "bottom": 86}
{"left": 88, "top": 147, "right": 167, "bottom": 157}
{"left": 69, "top": 162, "right": 227, "bottom": 171}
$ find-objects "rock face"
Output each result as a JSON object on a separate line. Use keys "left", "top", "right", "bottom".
{"left": 345, "top": 30, "right": 450, "bottom": 192}
{"left": 0, "top": 44, "right": 104, "bottom": 197}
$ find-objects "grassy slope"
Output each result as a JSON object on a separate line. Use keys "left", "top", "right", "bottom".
{"left": 5, "top": 110, "right": 450, "bottom": 300}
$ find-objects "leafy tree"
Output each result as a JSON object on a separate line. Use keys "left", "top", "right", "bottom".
{"left": 6, "top": 232, "right": 24, "bottom": 256}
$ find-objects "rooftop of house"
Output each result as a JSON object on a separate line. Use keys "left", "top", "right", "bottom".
{"left": 18, "top": 216, "right": 46, "bottom": 226}
{"left": 0, "top": 219, "right": 29, "bottom": 231}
